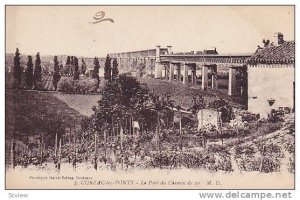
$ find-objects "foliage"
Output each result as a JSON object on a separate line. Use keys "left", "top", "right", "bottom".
{"left": 104, "top": 54, "right": 112, "bottom": 81}
{"left": 81, "top": 58, "right": 87, "bottom": 75}
{"left": 92, "top": 74, "right": 172, "bottom": 138}
{"left": 92, "top": 57, "right": 100, "bottom": 85}
{"left": 112, "top": 58, "right": 119, "bottom": 81}
{"left": 13, "top": 48, "right": 22, "bottom": 89}
{"left": 81, "top": 116, "right": 91, "bottom": 132}
{"left": 267, "top": 109, "right": 284, "bottom": 123}
{"left": 34, "top": 52, "right": 42, "bottom": 89}
{"left": 240, "top": 111, "right": 259, "bottom": 122}
{"left": 57, "top": 77, "right": 73, "bottom": 92}
{"left": 257, "top": 122, "right": 282, "bottom": 135}
{"left": 189, "top": 92, "right": 205, "bottom": 115}
{"left": 41, "top": 113, "right": 66, "bottom": 146}
{"left": 70, "top": 56, "right": 74, "bottom": 75}
{"left": 209, "top": 98, "right": 234, "bottom": 123}
{"left": 62, "top": 56, "right": 71, "bottom": 75}
{"left": 149, "top": 145, "right": 232, "bottom": 171}
{"left": 57, "top": 77, "right": 99, "bottom": 94}
{"left": 137, "top": 63, "right": 146, "bottom": 77}
{"left": 235, "top": 142, "right": 282, "bottom": 173}
{"left": 52, "top": 56, "right": 61, "bottom": 90}
{"left": 73, "top": 57, "right": 80, "bottom": 80}
{"left": 25, "top": 55, "right": 34, "bottom": 89}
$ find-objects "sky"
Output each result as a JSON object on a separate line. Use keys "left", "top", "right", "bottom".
{"left": 6, "top": 6, "right": 294, "bottom": 57}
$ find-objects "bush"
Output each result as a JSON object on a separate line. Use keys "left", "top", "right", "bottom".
{"left": 57, "top": 77, "right": 99, "bottom": 94}
{"left": 259, "top": 122, "right": 282, "bottom": 135}
{"left": 76, "top": 78, "right": 98, "bottom": 93}
{"left": 197, "top": 145, "right": 232, "bottom": 172}
{"left": 148, "top": 145, "right": 232, "bottom": 172}
{"left": 240, "top": 111, "right": 259, "bottom": 122}
{"left": 57, "top": 77, "right": 74, "bottom": 92}
{"left": 235, "top": 143, "right": 282, "bottom": 173}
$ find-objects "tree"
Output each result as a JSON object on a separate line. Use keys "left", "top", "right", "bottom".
{"left": 209, "top": 98, "right": 234, "bottom": 123}
{"left": 13, "top": 48, "right": 22, "bottom": 89}
{"left": 25, "top": 55, "right": 34, "bottom": 89}
{"left": 81, "top": 58, "right": 87, "bottom": 75}
{"left": 137, "top": 63, "right": 146, "bottom": 78}
{"left": 53, "top": 56, "right": 61, "bottom": 90}
{"left": 147, "top": 92, "right": 170, "bottom": 151}
{"left": 66, "top": 56, "right": 71, "bottom": 65}
{"left": 92, "top": 74, "right": 157, "bottom": 139}
{"left": 65, "top": 56, "right": 71, "bottom": 76}
{"left": 92, "top": 57, "right": 100, "bottom": 85}
{"left": 112, "top": 58, "right": 119, "bottom": 81}
{"left": 70, "top": 56, "right": 74, "bottom": 75}
{"left": 104, "top": 54, "right": 112, "bottom": 81}
{"left": 73, "top": 57, "right": 80, "bottom": 80}
{"left": 34, "top": 52, "right": 42, "bottom": 89}
{"left": 262, "top": 39, "right": 270, "bottom": 47}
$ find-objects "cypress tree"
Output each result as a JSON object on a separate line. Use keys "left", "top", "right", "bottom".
{"left": 53, "top": 56, "right": 61, "bottom": 90}
{"left": 34, "top": 52, "right": 42, "bottom": 89}
{"left": 70, "top": 56, "right": 74, "bottom": 75}
{"left": 81, "top": 58, "right": 87, "bottom": 75}
{"left": 65, "top": 56, "right": 71, "bottom": 76}
{"left": 104, "top": 54, "right": 112, "bottom": 81}
{"left": 73, "top": 57, "right": 80, "bottom": 80}
{"left": 112, "top": 58, "right": 119, "bottom": 81}
{"left": 13, "top": 48, "right": 22, "bottom": 89}
{"left": 25, "top": 55, "right": 34, "bottom": 89}
{"left": 92, "top": 57, "right": 100, "bottom": 85}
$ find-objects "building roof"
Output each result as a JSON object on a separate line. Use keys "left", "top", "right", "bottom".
{"left": 248, "top": 41, "right": 295, "bottom": 64}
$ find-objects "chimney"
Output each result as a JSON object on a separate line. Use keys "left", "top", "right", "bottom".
{"left": 276, "top": 32, "right": 284, "bottom": 45}
{"left": 167, "top": 45, "right": 172, "bottom": 54}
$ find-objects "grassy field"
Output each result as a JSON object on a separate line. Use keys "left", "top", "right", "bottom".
{"left": 54, "top": 93, "right": 101, "bottom": 116}
{"left": 5, "top": 89, "right": 84, "bottom": 140}
{"left": 139, "top": 77, "right": 245, "bottom": 109}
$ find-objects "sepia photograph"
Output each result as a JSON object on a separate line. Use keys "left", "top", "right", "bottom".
{"left": 4, "top": 5, "right": 295, "bottom": 190}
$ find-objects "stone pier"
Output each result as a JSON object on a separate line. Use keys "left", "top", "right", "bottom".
{"left": 183, "top": 63, "right": 189, "bottom": 84}
{"left": 228, "top": 67, "right": 236, "bottom": 96}
{"left": 191, "top": 64, "right": 197, "bottom": 85}
{"left": 176, "top": 64, "right": 181, "bottom": 81}
{"left": 169, "top": 63, "right": 175, "bottom": 81}
{"left": 201, "top": 66, "right": 208, "bottom": 90}
{"left": 211, "top": 65, "right": 217, "bottom": 89}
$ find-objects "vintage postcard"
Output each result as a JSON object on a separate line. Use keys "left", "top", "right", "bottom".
{"left": 5, "top": 5, "right": 295, "bottom": 189}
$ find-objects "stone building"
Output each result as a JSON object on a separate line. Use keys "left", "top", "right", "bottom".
{"left": 247, "top": 35, "right": 295, "bottom": 117}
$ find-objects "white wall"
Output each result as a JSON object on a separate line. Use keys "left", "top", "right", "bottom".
{"left": 197, "top": 109, "right": 220, "bottom": 130}
{"left": 248, "top": 64, "right": 294, "bottom": 117}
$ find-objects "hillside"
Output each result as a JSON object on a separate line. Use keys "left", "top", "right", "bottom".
{"left": 5, "top": 89, "right": 84, "bottom": 140}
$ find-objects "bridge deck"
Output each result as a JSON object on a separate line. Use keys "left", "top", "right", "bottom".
{"left": 160, "top": 54, "right": 252, "bottom": 65}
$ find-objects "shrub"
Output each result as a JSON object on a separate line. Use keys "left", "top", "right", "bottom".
{"left": 235, "top": 143, "right": 282, "bottom": 173}
{"left": 203, "top": 145, "right": 232, "bottom": 172}
{"left": 57, "top": 77, "right": 99, "bottom": 94}
{"left": 76, "top": 78, "right": 98, "bottom": 93}
{"left": 57, "top": 77, "right": 74, "bottom": 92}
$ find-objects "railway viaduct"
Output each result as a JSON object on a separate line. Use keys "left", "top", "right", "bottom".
{"left": 110, "top": 46, "right": 251, "bottom": 97}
